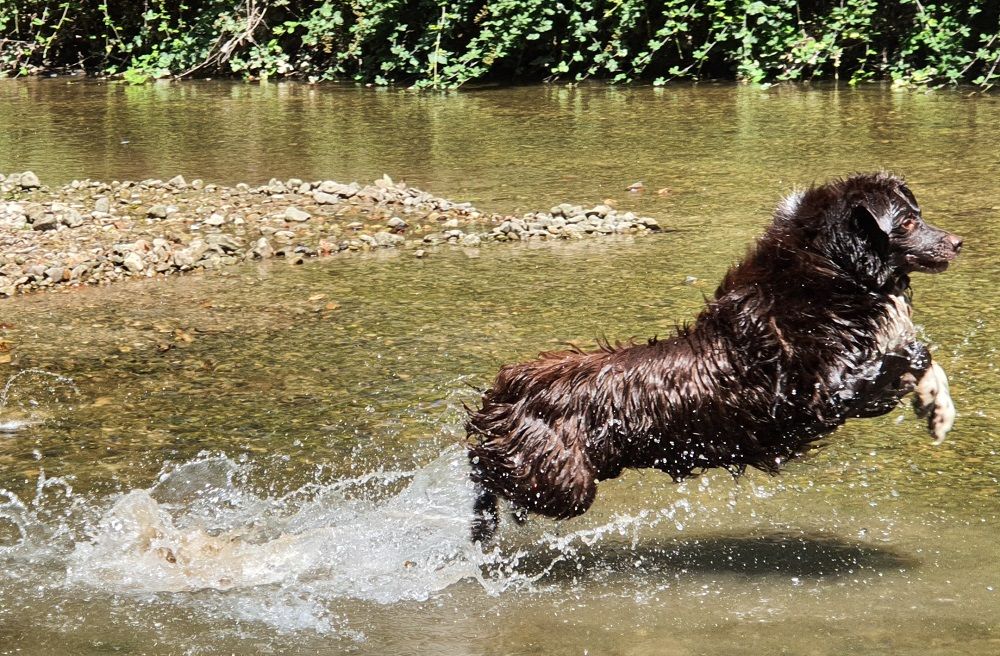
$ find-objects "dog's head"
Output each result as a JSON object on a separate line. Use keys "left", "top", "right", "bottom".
{"left": 776, "top": 173, "right": 963, "bottom": 287}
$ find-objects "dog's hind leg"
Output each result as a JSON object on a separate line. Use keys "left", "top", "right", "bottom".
{"left": 471, "top": 485, "right": 499, "bottom": 544}
{"left": 913, "top": 361, "right": 955, "bottom": 444}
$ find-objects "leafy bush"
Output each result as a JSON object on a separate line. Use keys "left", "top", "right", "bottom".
{"left": 0, "top": 0, "right": 997, "bottom": 89}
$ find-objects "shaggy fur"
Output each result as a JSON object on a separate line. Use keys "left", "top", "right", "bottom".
{"left": 466, "top": 173, "right": 962, "bottom": 543}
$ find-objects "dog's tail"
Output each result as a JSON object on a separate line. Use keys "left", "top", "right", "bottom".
{"left": 471, "top": 485, "right": 499, "bottom": 544}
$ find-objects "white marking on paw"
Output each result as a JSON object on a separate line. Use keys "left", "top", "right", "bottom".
{"left": 915, "top": 362, "right": 954, "bottom": 444}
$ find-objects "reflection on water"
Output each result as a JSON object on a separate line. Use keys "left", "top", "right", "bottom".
{"left": 0, "top": 82, "right": 998, "bottom": 654}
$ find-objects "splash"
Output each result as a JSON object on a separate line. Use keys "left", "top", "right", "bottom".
{"left": 0, "top": 368, "right": 78, "bottom": 433}
{"left": 66, "top": 445, "right": 493, "bottom": 603}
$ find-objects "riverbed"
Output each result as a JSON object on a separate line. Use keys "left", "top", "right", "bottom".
{"left": 0, "top": 80, "right": 998, "bottom": 655}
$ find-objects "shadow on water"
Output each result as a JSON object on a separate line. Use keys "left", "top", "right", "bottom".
{"left": 517, "top": 533, "right": 916, "bottom": 582}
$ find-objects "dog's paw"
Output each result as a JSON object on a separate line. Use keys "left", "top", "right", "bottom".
{"left": 912, "top": 362, "right": 955, "bottom": 444}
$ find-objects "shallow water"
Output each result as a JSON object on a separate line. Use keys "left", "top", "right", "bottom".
{"left": 0, "top": 81, "right": 999, "bottom": 654}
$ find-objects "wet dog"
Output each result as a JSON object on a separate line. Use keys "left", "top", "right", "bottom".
{"left": 466, "top": 172, "right": 962, "bottom": 543}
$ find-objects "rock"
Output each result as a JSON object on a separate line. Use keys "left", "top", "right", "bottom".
{"left": 19, "top": 171, "right": 40, "bottom": 188}
{"left": 387, "top": 216, "right": 407, "bottom": 232}
{"left": 414, "top": 249, "right": 426, "bottom": 258}
{"left": 94, "top": 196, "right": 111, "bottom": 214}
{"left": 147, "top": 204, "right": 170, "bottom": 219}
{"left": 45, "top": 266, "right": 67, "bottom": 283}
{"left": 284, "top": 206, "right": 311, "bottom": 222}
{"left": 167, "top": 174, "right": 187, "bottom": 188}
{"left": 31, "top": 214, "right": 58, "bottom": 231}
{"left": 26, "top": 265, "right": 47, "bottom": 279}
{"left": 460, "top": 234, "right": 482, "bottom": 247}
{"left": 205, "top": 233, "right": 242, "bottom": 252}
{"left": 123, "top": 252, "right": 145, "bottom": 273}
{"left": 317, "top": 180, "right": 358, "bottom": 198}
{"left": 312, "top": 190, "right": 339, "bottom": 205}
{"left": 60, "top": 209, "right": 84, "bottom": 228}
{"left": 70, "top": 262, "right": 93, "bottom": 280}
{"left": 373, "top": 231, "right": 404, "bottom": 248}
{"left": 204, "top": 213, "right": 225, "bottom": 226}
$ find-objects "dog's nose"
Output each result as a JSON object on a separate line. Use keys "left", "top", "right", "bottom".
{"left": 947, "top": 234, "right": 963, "bottom": 253}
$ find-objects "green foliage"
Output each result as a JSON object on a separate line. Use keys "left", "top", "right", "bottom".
{"left": 0, "top": 0, "right": 998, "bottom": 89}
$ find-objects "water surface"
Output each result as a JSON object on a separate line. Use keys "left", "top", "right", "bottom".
{"left": 0, "top": 81, "right": 998, "bottom": 655}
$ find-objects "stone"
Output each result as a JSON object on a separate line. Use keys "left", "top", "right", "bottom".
{"left": 284, "top": 206, "right": 311, "bottom": 222}
{"left": 373, "top": 231, "right": 404, "bottom": 248}
{"left": 312, "top": 191, "right": 339, "bottom": 205}
{"left": 387, "top": 216, "right": 407, "bottom": 231}
{"left": 31, "top": 214, "right": 58, "bottom": 231}
{"left": 94, "top": 196, "right": 111, "bottom": 214}
{"left": 45, "top": 266, "right": 67, "bottom": 283}
{"left": 204, "top": 213, "right": 226, "bottom": 226}
{"left": 123, "top": 252, "right": 145, "bottom": 273}
{"left": 205, "top": 233, "right": 242, "bottom": 252}
{"left": 147, "top": 204, "right": 170, "bottom": 219}
{"left": 70, "top": 263, "right": 93, "bottom": 280}
{"left": 19, "top": 171, "right": 40, "bottom": 188}
{"left": 26, "top": 265, "right": 47, "bottom": 279}
{"left": 60, "top": 209, "right": 84, "bottom": 228}
{"left": 167, "top": 175, "right": 187, "bottom": 188}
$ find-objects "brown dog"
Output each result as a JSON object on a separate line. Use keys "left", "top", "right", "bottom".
{"left": 466, "top": 173, "right": 961, "bottom": 543}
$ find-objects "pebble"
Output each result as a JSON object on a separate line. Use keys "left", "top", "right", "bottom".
{"left": 123, "top": 251, "right": 144, "bottom": 273}
{"left": 147, "top": 204, "right": 170, "bottom": 219}
{"left": 19, "top": 171, "right": 40, "bottom": 189}
{"left": 284, "top": 206, "right": 311, "bottom": 222}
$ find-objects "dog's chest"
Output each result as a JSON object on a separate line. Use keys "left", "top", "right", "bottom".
{"left": 875, "top": 293, "right": 915, "bottom": 353}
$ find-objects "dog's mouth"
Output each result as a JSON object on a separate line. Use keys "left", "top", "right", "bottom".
{"left": 904, "top": 253, "right": 952, "bottom": 273}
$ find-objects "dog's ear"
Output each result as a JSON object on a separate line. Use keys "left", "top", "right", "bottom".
{"left": 855, "top": 195, "right": 893, "bottom": 234}
{"left": 849, "top": 199, "right": 894, "bottom": 287}
{"left": 851, "top": 204, "right": 890, "bottom": 255}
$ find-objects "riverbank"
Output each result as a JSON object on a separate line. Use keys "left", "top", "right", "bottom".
{"left": 0, "top": 172, "right": 664, "bottom": 297}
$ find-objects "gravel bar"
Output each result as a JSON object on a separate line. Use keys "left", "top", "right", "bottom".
{"left": 0, "top": 171, "right": 666, "bottom": 297}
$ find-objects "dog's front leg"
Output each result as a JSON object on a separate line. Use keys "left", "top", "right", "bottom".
{"left": 913, "top": 359, "right": 955, "bottom": 444}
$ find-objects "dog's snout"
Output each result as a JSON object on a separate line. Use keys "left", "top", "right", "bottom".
{"left": 946, "top": 234, "right": 963, "bottom": 253}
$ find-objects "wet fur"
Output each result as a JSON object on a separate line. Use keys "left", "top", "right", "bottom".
{"left": 467, "top": 173, "right": 961, "bottom": 543}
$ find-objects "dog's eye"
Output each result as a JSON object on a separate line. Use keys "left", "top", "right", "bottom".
{"left": 900, "top": 217, "right": 918, "bottom": 231}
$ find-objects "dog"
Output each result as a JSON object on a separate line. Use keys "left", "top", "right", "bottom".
{"left": 466, "top": 172, "right": 962, "bottom": 543}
